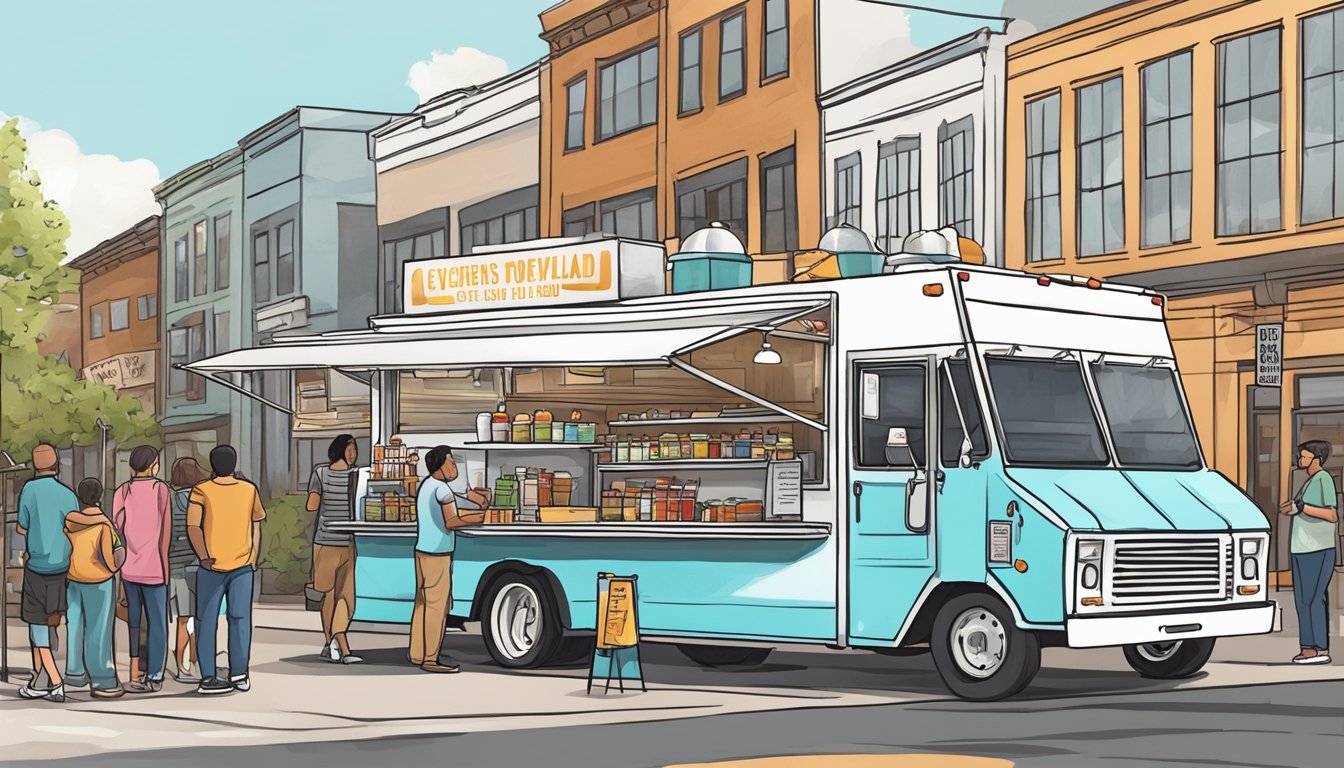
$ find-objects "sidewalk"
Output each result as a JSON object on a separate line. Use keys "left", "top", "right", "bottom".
{"left": 2, "top": 592, "right": 1341, "bottom": 763}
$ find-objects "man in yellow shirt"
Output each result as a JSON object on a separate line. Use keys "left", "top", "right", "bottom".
{"left": 187, "top": 445, "right": 265, "bottom": 695}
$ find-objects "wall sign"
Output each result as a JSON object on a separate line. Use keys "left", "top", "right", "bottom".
{"left": 406, "top": 242, "right": 617, "bottom": 313}
{"left": 1255, "top": 323, "right": 1283, "bottom": 387}
{"left": 83, "top": 350, "right": 156, "bottom": 390}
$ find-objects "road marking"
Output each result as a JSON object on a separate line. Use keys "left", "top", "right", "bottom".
{"left": 665, "top": 755, "right": 1015, "bottom": 768}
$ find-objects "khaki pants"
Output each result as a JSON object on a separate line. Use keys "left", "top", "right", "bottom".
{"left": 312, "top": 544, "right": 356, "bottom": 639}
{"left": 409, "top": 551, "right": 452, "bottom": 666}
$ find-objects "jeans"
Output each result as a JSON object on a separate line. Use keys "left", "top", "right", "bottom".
{"left": 124, "top": 580, "right": 169, "bottom": 682}
{"left": 196, "top": 566, "right": 254, "bottom": 680}
{"left": 1292, "top": 549, "right": 1335, "bottom": 651}
{"left": 66, "top": 579, "right": 119, "bottom": 690}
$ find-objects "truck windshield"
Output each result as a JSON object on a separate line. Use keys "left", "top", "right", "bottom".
{"left": 984, "top": 356, "right": 1109, "bottom": 467}
{"left": 1091, "top": 362, "right": 1201, "bottom": 469}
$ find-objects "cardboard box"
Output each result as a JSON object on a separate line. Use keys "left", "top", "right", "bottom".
{"left": 539, "top": 506, "right": 599, "bottom": 523}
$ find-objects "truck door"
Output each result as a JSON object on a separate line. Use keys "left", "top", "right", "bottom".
{"left": 848, "top": 355, "right": 937, "bottom": 644}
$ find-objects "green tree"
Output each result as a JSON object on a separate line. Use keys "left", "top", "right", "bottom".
{"left": 1, "top": 117, "right": 158, "bottom": 458}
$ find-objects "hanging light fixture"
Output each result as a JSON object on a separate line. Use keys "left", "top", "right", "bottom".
{"left": 753, "top": 332, "right": 781, "bottom": 365}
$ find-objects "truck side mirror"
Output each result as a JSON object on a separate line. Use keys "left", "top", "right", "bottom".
{"left": 959, "top": 437, "right": 974, "bottom": 469}
{"left": 906, "top": 477, "right": 928, "bottom": 531}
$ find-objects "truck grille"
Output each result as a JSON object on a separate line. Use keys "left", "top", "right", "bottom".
{"left": 1110, "top": 537, "right": 1228, "bottom": 605}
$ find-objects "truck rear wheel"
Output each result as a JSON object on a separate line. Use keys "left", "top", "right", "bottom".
{"left": 930, "top": 593, "right": 1041, "bottom": 701}
{"left": 481, "top": 573, "right": 563, "bottom": 669}
{"left": 1122, "top": 638, "right": 1215, "bottom": 679}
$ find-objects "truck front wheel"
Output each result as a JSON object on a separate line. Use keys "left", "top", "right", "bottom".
{"left": 930, "top": 593, "right": 1041, "bottom": 701}
{"left": 481, "top": 573, "right": 564, "bottom": 668}
{"left": 1122, "top": 638, "right": 1215, "bottom": 679}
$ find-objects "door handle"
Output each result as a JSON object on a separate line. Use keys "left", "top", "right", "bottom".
{"left": 935, "top": 469, "right": 946, "bottom": 494}
{"left": 853, "top": 481, "right": 863, "bottom": 523}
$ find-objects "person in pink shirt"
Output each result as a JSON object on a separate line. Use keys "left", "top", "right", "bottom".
{"left": 112, "top": 445, "right": 171, "bottom": 693}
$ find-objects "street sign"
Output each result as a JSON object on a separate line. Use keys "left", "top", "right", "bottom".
{"left": 1255, "top": 324, "right": 1283, "bottom": 387}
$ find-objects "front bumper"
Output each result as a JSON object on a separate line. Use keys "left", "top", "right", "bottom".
{"left": 1066, "top": 601, "right": 1275, "bottom": 648}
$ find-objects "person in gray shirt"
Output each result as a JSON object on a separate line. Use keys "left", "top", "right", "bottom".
{"left": 307, "top": 434, "right": 362, "bottom": 665}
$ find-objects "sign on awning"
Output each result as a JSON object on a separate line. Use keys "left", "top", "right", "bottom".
{"left": 1255, "top": 323, "right": 1283, "bottom": 387}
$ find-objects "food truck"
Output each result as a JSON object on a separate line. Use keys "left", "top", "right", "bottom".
{"left": 186, "top": 236, "right": 1274, "bottom": 701}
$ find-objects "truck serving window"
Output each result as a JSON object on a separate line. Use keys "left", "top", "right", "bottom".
{"left": 985, "top": 356, "right": 1109, "bottom": 467}
{"left": 1091, "top": 362, "right": 1201, "bottom": 469}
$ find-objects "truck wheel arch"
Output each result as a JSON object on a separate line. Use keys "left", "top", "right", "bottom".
{"left": 900, "top": 582, "right": 1017, "bottom": 646}
{"left": 470, "top": 561, "right": 573, "bottom": 630}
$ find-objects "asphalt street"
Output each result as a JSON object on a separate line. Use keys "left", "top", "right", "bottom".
{"left": 12, "top": 679, "right": 1342, "bottom": 768}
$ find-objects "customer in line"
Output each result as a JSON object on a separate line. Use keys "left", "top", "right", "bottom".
{"left": 1280, "top": 440, "right": 1339, "bottom": 665}
{"left": 168, "top": 457, "right": 209, "bottom": 682}
{"left": 112, "top": 446, "right": 172, "bottom": 693}
{"left": 307, "top": 434, "right": 362, "bottom": 664}
{"left": 409, "top": 446, "right": 482, "bottom": 673}
{"left": 64, "top": 478, "right": 125, "bottom": 699}
{"left": 16, "top": 443, "right": 76, "bottom": 703}
{"left": 188, "top": 445, "right": 266, "bottom": 695}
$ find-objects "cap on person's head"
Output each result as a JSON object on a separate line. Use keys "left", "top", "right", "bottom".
{"left": 128, "top": 445, "right": 160, "bottom": 474}
{"left": 1299, "top": 440, "right": 1332, "bottom": 465}
{"left": 77, "top": 477, "right": 103, "bottom": 508}
{"left": 209, "top": 445, "right": 238, "bottom": 477}
{"left": 424, "top": 445, "right": 453, "bottom": 476}
{"left": 31, "top": 442, "right": 58, "bottom": 473}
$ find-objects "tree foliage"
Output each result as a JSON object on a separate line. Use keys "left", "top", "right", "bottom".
{"left": 1, "top": 118, "right": 159, "bottom": 458}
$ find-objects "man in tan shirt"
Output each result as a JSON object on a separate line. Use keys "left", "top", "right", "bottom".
{"left": 187, "top": 445, "right": 265, "bottom": 695}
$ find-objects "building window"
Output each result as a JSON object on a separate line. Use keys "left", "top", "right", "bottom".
{"left": 252, "top": 232, "right": 270, "bottom": 304}
{"left": 599, "top": 188, "right": 657, "bottom": 240}
{"left": 168, "top": 322, "right": 204, "bottom": 399}
{"left": 460, "top": 186, "right": 540, "bottom": 254}
{"left": 193, "top": 220, "right": 208, "bottom": 296}
{"left": 89, "top": 304, "right": 105, "bottom": 340}
{"left": 720, "top": 12, "right": 746, "bottom": 101}
{"left": 834, "top": 152, "right": 861, "bottom": 228}
{"left": 1302, "top": 9, "right": 1344, "bottom": 224}
{"left": 563, "top": 204, "right": 596, "bottom": 238}
{"left": 877, "top": 137, "right": 920, "bottom": 254}
{"left": 109, "top": 298, "right": 129, "bottom": 332}
{"left": 174, "top": 236, "right": 188, "bottom": 302}
{"left": 761, "top": 147, "right": 798, "bottom": 253}
{"left": 1217, "top": 29, "right": 1281, "bottom": 236}
{"left": 938, "top": 115, "right": 976, "bottom": 242}
{"left": 214, "top": 311, "right": 229, "bottom": 356}
{"left": 276, "top": 221, "right": 295, "bottom": 297}
{"left": 1076, "top": 77, "right": 1123, "bottom": 256}
{"left": 214, "top": 213, "right": 231, "bottom": 290}
{"left": 382, "top": 228, "right": 445, "bottom": 312}
{"left": 680, "top": 28, "right": 702, "bottom": 114}
{"left": 565, "top": 75, "right": 586, "bottom": 151}
{"left": 1025, "top": 94, "right": 1062, "bottom": 262}
{"left": 136, "top": 294, "right": 157, "bottom": 321}
{"left": 763, "top": 0, "right": 788, "bottom": 80}
{"left": 598, "top": 45, "right": 658, "bottom": 141}
{"left": 677, "top": 157, "right": 749, "bottom": 245}
{"left": 1141, "top": 52, "right": 1193, "bottom": 248}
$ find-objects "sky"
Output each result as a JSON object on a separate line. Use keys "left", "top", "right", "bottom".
{"left": 1, "top": 0, "right": 1108, "bottom": 258}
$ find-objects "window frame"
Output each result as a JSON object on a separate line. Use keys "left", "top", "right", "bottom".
{"left": 1215, "top": 27, "right": 1283, "bottom": 237}
{"left": 1075, "top": 76, "right": 1125, "bottom": 256}
{"left": 598, "top": 187, "right": 658, "bottom": 241}
{"left": 675, "top": 157, "right": 750, "bottom": 245}
{"left": 938, "top": 114, "right": 977, "bottom": 242}
{"left": 760, "top": 146, "right": 798, "bottom": 253}
{"left": 214, "top": 213, "right": 232, "bottom": 290}
{"left": 173, "top": 236, "right": 188, "bottom": 303}
{"left": 597, "top": 43, "right": 659, "bottom": 142}
{"left": 252, "top": 231, "right": 271, "bottom": 305}
{"left": 565, "top": 74, "right": 587, "bottom": 152}
{"left": 1300, "top": 9, "right": 1344, "bottom": 225}
{"left": 563, "top": 203, "right": 597, "bottom": 238}
{"left": 719, "top": 10, "right": 747, "bottom": 102}
{"left": 680, "top": 27, "right": 704, "bottom": 115}
{"left": 876, "top": 136, "right": 921, "bottom": 254}
{"left": 192, "top": 220, "right": 208, "bottom": 296}
{"left": 833, "top": 151, "right": 861, "bottom": 228}
{"left": 761, "top": 0, "right": 789, "bottom": 83}
{"left": 1025, "top": 93, "right": 1062, "bottom": 263}
{"left": 852, "top": 361, "right": 929, "bottom": 472}
{"left": 459, "top": 185, "right": 540, "bottom": 254}
{"left": 108, "top": 298, "right": 130, "bottom": 332}
{"left": 1140, "top": 51, "right": 1194, "bottom": 249}
{"left": 89, "top": 303, "right": 105, "bottom": 340}
{"left": 136, "top": 294, "right": 157, "bottom": 321}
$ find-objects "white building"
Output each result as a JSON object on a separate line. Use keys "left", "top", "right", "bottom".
{"left": 820, "top": 26, "right": 1023, "bottom": 267}
{"left": 372, "top": 61, "right": 543, "bottom": 314}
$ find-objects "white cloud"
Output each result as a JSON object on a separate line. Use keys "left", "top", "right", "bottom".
{"left": 2, "top": 112, "right": 161, "bottom": 261}
{"left": 406, "top": 47, "right": 510, "bottom": 105}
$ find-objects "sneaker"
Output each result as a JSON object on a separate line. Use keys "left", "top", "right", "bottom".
{"left": 196, "top": 677, "right": 235, "bottom": 695}
{"left": 340, "top": 653, "right": 364, "bottom": 665}
{"left": 126, "top": 679, "right": 163, "bottom": 694}
{"left": 173, "top": 671, "right": 202, "bottom": 685}
{"left": 18, "top": 683, "right": 64, "bottom": 702}
{"left": 91, "top": 686, "right": 125, "bottom": 699}
{"left": 320, "top": 639, "right": 339, "bottom": 662}
{"left": 1293, "top": 653, "right": 1332, "bottom": 665}
{"left": 419, "top": 661, "right": 459, "bottom": 674}
{"left": 230, "top": 674, "right": 251, "bottom": 692}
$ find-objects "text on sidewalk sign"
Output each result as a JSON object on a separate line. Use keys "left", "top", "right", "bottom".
{"left": 596, "top": 574, "right": 639, "bottom": 649}
{"left": 1256, "top": 324, "right": 1283, "bottom": 387}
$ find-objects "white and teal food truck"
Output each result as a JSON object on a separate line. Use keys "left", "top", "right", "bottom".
{"left": 187, "top": 237, "right": 1274, "bottom": 700}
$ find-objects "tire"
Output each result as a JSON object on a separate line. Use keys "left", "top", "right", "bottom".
{"left": 480, "top": 572, "right": 564, "bottom": 669}
{"left": 1122, "top": 638, "right": 1215, "bottom": 679}
{"left": 677, "top": 644, "right": 773, "bottom": 667}
{"left": 930, "top": 593, "right": 1041, "bottom": 701}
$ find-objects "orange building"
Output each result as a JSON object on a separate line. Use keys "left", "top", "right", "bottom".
{"left": 1004, "top": 0, "right": 1344, "bottom": 574}
{"left": 539, "top": 0, "right": 821, "bottom": 283}
{"left": 68, "top": 215, "right": 161, "bottom": 420}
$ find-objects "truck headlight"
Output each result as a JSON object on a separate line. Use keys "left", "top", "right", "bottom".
{"left": 1081, "top": 562, "right": 1100, "bottom": 590}
{"left": 1239, "top": 538, "right": 1261, "bottom": 556}
{"left": 1241, "top": 557, "right": 1258, "bottom": 581}
{"left": 1078, "top": 540, "right": 1104, "bottom": 561}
